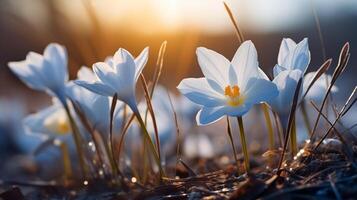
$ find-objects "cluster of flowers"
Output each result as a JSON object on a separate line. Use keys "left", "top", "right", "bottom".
{"left": 8, "top": 38, "right": 336, "bottom": 178}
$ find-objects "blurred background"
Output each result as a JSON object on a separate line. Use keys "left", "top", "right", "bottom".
{"left": 0, "top": 0, "right": 356, "bottom": 170}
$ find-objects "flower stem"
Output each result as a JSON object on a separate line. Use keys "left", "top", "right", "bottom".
{"left": 262, "top": 103, "right": 274, "bottom": 150}
{"left": 237, "top": 116, "right": 249, "bottom": 172}
{"left": 56, "top": 140, "right": 72, "bottom": 183}
{"left": 109, "top": 95, "right": 120, "bottom": 177}
{"left": 63, "top": 103, "right": 88, "bottom": 180}
{"left": 226, "top": 117, "right": 240, "bottom": 175}
{"left": 290, "top": 118, "right": 297, "bottom": 157}
{"left": 132, "top": 108, "right": 165, "bottom": 179}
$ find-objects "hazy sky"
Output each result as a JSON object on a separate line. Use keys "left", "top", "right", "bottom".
{"left": 6, "top": 0, "right": 357, "bottom": 34}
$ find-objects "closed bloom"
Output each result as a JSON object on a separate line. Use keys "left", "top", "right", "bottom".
{"left": 67, "top": 67, "right": 125, "bottom": 136}
{"left": 270, "top": 38, "right": 310, "bottom": 116}
{"left": 74, "top": 47, "right": 149, "bottom": 112}
{"left": 177, "top": 41, "right": 278, "bottom": 125}
{"left": 273, "top": 38, "right": 310, "bottom": 77}
{"left": 8, "top": 43, "right": 68, "bottom": 103}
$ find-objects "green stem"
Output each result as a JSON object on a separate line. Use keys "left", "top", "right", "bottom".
{"left": 226, "top": 117, "right": 240, "bottom": 175}
{"left": 262, "top": 103, "right": 274, "bottom": 150}
{"left": 63, "top": 104, "right": 88, "bottom": 179}
{"left": 290, "top": 118, "right": 297, "bottom": 157}
{"left": 57, "top": 140, "right": 72, "bottom": 182}
{"left": 237, "top": 117, "right": 250, "bottom": 172}
{"left": 109, "top": 95, "right": 120, "bottom": 177}
{"left": 133, "top": 109, "right": 165, "bottom": 179}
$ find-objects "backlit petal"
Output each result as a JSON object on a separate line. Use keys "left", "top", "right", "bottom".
{"left": 177, "top": 78, "right": 225, "bottom": 107}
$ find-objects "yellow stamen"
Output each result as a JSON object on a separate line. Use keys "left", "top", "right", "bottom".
{"left": 44, "top": 111, "right": 71, "bottom": 135}
{"left": 224, "top": 85, "right": 244, "bottom": 106}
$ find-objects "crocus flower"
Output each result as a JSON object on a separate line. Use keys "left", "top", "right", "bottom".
{"left": 273, "top": 38, "right": 310, "bottom": 77}
{"left": 177, "top": 41, "right": 278, "bottom": 125}
{"left": 24, "top": 100, "right": 72, "bottom": 140}
{"left": 66, "top": 66, "right": 125, "bottom": 136}
{"left": 8, "top": 43, "right": 68, "bottom": 103}
{"left": 74, "top": 47, "right": 149, "bottom": 113}
{"left": 269, "top": 38, "right": 310, "bottom": 117}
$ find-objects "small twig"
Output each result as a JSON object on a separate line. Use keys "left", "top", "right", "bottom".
{"left": 223, "top": 1, "right": 244, "bottom": 43}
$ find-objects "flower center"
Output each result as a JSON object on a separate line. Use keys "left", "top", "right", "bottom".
{"left": 224, "top": 85, "right": 244, "bottom": 106}
{"left": 44, "top": 113, "right": 71, "bottom": 135}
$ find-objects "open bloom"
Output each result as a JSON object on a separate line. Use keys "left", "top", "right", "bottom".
{"left": 8, "top": 43, "right": 68, "bottom": 103}
{"left": 74, "top": 47, "right": 149, "bottom": 112}
{"left": 24, "top": 100, "right": 72, "bottom": 139}
{"left": 67, "top": 67, "right": 125, "bottom": 136}
{"left": 270, "top": 38, "right": 310, "bottom": 116}
{"left": 177, "top": 41, "right": 278, "bottom": 125}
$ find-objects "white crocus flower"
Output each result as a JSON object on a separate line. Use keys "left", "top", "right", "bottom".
{"left": 273, "top": 38, "right": 310, "bottom": 77}
{"left": 270, "top": 38, "right": 310, "bottom": 117}
{"left": 24, "top": 100, "right": 72, "bottom": 139}
{"left": 66, "top": 67, "right": 125, "bottom": 136}
{"left": 8, "top": 43, "right": 68, "bottom": 103}
{"left": 177, "top": 41, "right": 278, "bottom": 125}
{"left": 74, "top": 47, "right": 149, "bottom": 113}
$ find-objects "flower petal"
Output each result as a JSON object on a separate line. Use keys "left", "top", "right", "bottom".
{"left": 196, "top": 105, "right": 250, "bottom": 126}
{"left": 278, "top": 38, "right": 296, "bottom": 66}
{"left": 269, "top": 69, "right": 302, "bottom": 115}
{"left": 231, "top": 40, "right": 260, "bottom": 90}
{"left": 77, "top": 66, "right": 96, "bottom": 82}
{"left": 292, "top": 38, "right": 310, "bottom": 73}
{"left": 134, "top": 47, "right": 149, "bottom": 81}
{"left": 8, "top": 60, "right": 46, "bottom": 91}
{"left": 74, "top": 80, "right": 115, "bottom": 97}
{"left": 243, "top": 78, "right": 279, "bottom": 105}
{"left": 92, "top": 62, "right": 119, "bottom": 88}
{"left": 44, "top": 43, "right": 68, "bottom": 84}
{"left": 196, "top": 106, "right": 226, "bottom": 126}
{"left": 196, "top": 47, "right": 230, "bottom": 89}
{"left": 278, "top": 38, "right": 310, "bottom": 73}
{"left": 177, "top": 78, "right": 225, "bottom": 107}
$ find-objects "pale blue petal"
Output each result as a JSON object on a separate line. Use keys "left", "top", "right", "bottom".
{"left": 77, "top": 66, "right": 96, "bottom": 82}
{"left": 243, "top": 78, "right": 279, "bottom": 105}
{"left": 177, "top": 78, "right": 225, "bottom": 107}
{"left": 92, "top": 62, "right": 119, "bottom": 88}
{"left": 278, "top": 38, "right": 296, "bottom": 66}
{"left": 44, "top": 43, "right": 68, "bottom": 84}
{"left": 74, "top": 80, "right": 115, "bottom": 97}
{"left": 113, "top": 48, "right": 137, "bottom": 95}
{"left": 228, "top": 64, "right": 238, "bottom": 86}
{"left": 196, "top": 106, "right": 226, "bottom": 126}
{"left": 273, "top": 64, "right": 286, "bottom": 78}
{"left": 196, "top": 105, "right": 250, "bottom": 126}
{"left": 113, "top": 48, "right": 136, "bottom": 81}
{"left": 196, "top": 47, "right": 230, "bottom": 89}
{"left": 8, "top": 60, "right": 47, "bottom": 91}
{"left": 134, "top": 47, "right": 149, "bottom": 81}
{"left": 258, "top": 68, "right": 270, "bottom": 80}
{"left": 231, "top": 40, "right": 260, "bottom": 90}
{"left": 269, "top": 70, "right": 302, "bottom": 115}
{"left": 67, "top": 82, "right": 111, "bottom": 135}
{"left": 292, "top": 38, "right": 310, "bottom": 73}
